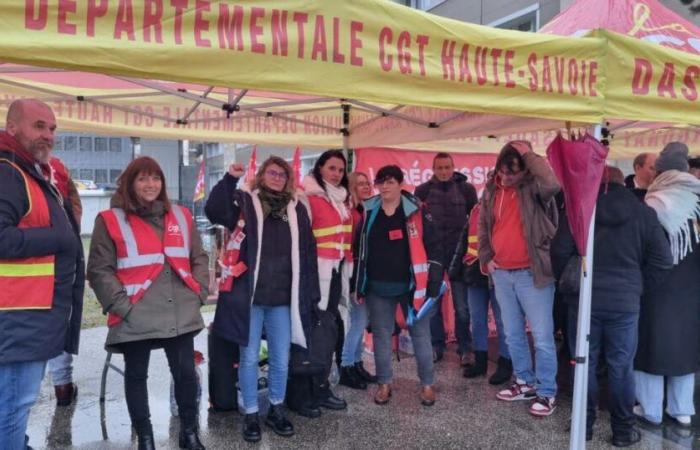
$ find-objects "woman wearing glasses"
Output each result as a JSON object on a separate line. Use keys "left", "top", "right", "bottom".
{"left": 205, "top": 156, "right": 320, "bottom": 443}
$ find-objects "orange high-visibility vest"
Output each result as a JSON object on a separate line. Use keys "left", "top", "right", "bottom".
{"left": 309, "top": 196, "right": 353, "bottom": 261}
{"left": 0, "top": 159, "right": 55, "bottom": 310}
{"left": 218, "top": 216, "right": 247, "bottom": 293}
{"left": 100, "top": 205, "right": 200, "bottom": 327}
{"left": 406, "top": 210, "right": 429, "bottom": 310}
{"left": 463, "top": 204, "right": 481, "bottom": 266}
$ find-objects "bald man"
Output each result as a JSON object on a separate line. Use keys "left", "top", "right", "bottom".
{"left": 0, "top": 99, "right": 84, "bottom": 449}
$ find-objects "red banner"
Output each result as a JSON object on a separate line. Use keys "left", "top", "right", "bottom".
{"left": 354, "top": 147, "right": 497, "bottom": 195}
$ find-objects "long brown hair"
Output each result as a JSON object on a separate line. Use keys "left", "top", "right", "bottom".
{"left": 253, "top": 156, "right": 296, "bottom": 196}
{"left": 113, "top": 156, "right": 171, "bottom": 213}
{"left": 348, "top": 171, "right": 370, "bottom": 208}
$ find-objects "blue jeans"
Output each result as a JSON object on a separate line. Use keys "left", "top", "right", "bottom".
{"left": 491, "top": 269, "right": 557, "bottom": 398}
{"left": 0, "top": 360, "right": 47, "bottom": 450}
{"left": 48, "top": 351, "right": 73, "bottom": 386}
{"left": 467, "top": 285, "right": 509, "bottom": 358}
{"left": 340, "top": 302, "right": 368, "bottom": 367}
{"left": 568, "top": 306, "right": 638, "bottom": 437}
{"left": 431, "top": 280, "right": 472, "bottom": 355}
{"left": 239, "top": 305, "right": 291, "bottom": 414}
{"left": 634, "top": 371, "right": 696, "bottom": 423}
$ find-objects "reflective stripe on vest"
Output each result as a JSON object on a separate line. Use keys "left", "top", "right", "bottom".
{"left": 406, "top": 211, "right": 429, "bottom": 310}
{"left": 101, "top": 205, "right": 200, "bottom": 327}
{"left": 0, "top": 159, "right": 55, "bottom": 311}
{"left": 463, "top": 204, "right": 481, "bottom": 266}
{"left": 309, "top": 196, "right": 353, "bottom": 261}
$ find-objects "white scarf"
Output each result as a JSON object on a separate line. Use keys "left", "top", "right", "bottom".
{"left": 324, "top": 182, "right": 350, "bottom": 221}
{"left": 645, "top": 170, "right": 700, "bottom": 265}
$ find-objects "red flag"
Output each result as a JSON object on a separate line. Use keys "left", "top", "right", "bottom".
{"left": 546, "top": 134, "right": 608, "bottom": 256}
{"left": 245, "top": 146, "right": 257, "bottom": 185}
{"left": 292, "top": 146, "right": 302, "bottom": 184}
{"left": 193, "top": 160, "right": 206, "bottom": 202}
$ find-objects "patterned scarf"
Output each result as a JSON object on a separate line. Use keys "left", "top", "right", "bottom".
{"left": 257, "top": 186, "right": 292, "bottom": 220}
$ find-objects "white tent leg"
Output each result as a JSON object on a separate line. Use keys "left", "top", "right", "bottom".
{"left": 569, "top": 124, "right": 601, "bottom": 450}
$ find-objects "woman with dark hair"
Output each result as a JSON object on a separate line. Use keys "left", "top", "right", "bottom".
{"left": 354, "top": 165, "right": 444, "bottom": 406}
{"left": 339, "top": 172, "right": 377, "bottom": 389}
{"left": 205, "top": 156, "right": 319, "bottom": 443}
{"left": 292, "top": 149, "right": 352, "bottom": 414}
{"left": 88, "top": 157, "right": 208, "bottom": 450}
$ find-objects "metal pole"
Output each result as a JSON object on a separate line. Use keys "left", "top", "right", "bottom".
{"left": 569, "top": 124, "right": 602, "bottom": 450}
{"left": 342, "top": 103, "right": 350, "bottom": 153}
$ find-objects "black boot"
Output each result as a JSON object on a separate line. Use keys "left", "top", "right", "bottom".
{"left": 265, "top": 404, "right": 295, "bottom": 437}
{"left": 463, "top": 351, "right": 487, "bottom": 378}
{"left": 179, "top": 427, "right": 205, "bottom": 450}
{"left": 488, "top": 356, "right": 513, "bottom": 385}
{"left": 242, "top": 413, "right": 262, "bottom": 443}
{"left": 137, "top": 432, "right": 156, "bottom": 450}
{"left": 316, "top": 383, "right": 347, "bottom": 410}
{"left": 339, "top": 366, "right": 367, "bottom": 390}
{"left": 354, "top": 362, "right": 378, "bottom": 384}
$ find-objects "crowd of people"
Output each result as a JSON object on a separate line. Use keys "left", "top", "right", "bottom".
{"left": 0, "top": 98, "right": 698, "bottom": 450}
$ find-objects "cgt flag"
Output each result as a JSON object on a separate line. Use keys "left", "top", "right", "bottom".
{"left": 245, "top": 146, "right": 257, "bottom": 185}
{"left": 193, "top": 160, "right": 206, "bottom": 202}
{"left": 292, "top": 146, "right": 302, "bottom": 185}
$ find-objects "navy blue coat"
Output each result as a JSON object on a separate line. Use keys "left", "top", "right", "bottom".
{"left": 205, "top": 174, "right": 319, "bottom": 347}
{"left": 0, "top": 148, "right": 84, "bottom": 364}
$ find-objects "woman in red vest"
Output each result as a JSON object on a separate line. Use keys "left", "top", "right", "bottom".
{"left": 87, "top": 157, "right": 208, "bottom": 450}
{"left": 354, "top": 165, "right": 444, "bottom": 406}
{"left": 293, "top": 150, "right": 353, "bottom": 414}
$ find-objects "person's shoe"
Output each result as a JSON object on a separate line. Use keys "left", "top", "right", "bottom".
{"left": 529, "top": 396, "right": 557, "bottom": 417}
{"left": 355, "top": 362, "right": 378, "bottom": 383}
{"left": 265, "top": 404, "right": 294, "bottom": 437}
{"left": 318, "top": 391, "right": 347, "bottom": 410}
{"left": 374, "top": 384, "right": 392, "bottom": 405}
{"left": 611, "top": 428, "right": 641, "bottom": 447}
{"left": 463, "top": 351, "right": 487, "bottom": 378}
{"left": 339, "top": 366, "right": 367, "bottom": 390}
{"left": 432, "top": 347, "right": 444, "bottom": 363}
{"left": 489, "top": 357, "right": 513, "bottom": 385}
{"left": 137, "top": 432, "right": 156, "bottom": 450}
{"left": 665, "top": 410, "right": 692, "bottom": 427}
{"left": 289, "top": 402, "right": 322, "bottom": 419}
{"left": 633, "top": 405, "right": 661, "bottom": 427}
{"left": 496, "top": 380, "right": 536, "bottom": 401}
{"left": 242, "top": 413, "right": 262, "bottom": 443}
{"left": 459, "top": 353, "right": 472, "bottom": 367}
{"left": 55, "top": 383, "right": 78, "bottom": 407}
{"left": 420, "top": 385, "right": 436, "bottom": 407}
{"left": 179, "top": 425, "right": 205, "bottom": 450}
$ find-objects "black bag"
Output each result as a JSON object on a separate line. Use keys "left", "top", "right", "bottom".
{"left": 207, "top": 331, "right": 240, "bottom": 412}
{"left": 558, "top": 255, "right": 582, "bottom": 296}
{"left": 289, "top": 309, "right": 338, "bottom": 376}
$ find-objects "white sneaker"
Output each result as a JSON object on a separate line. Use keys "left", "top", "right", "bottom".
{"left": 666, "top": 409, "right": 692, "bottom": 427}
{"left": 633, "top": 405, "right": 661, "bottom": 426}
{"left": 496, "top": 379, "right": 536, "bottom": 401}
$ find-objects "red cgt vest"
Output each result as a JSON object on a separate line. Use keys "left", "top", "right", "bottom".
{"left": 218, "top": 216, "right": 247, "bottom": 293}
{"left": 100, "top": 205, "right": 200, "bottom": 327}
{"left": 0, "top": 159, "right": 55, "bottom": 310}
{"left": 392, "top": 208, "right": 429, "bottom": 328}
{"left": 309, "top": 195, "right": 353, "bottom": 261}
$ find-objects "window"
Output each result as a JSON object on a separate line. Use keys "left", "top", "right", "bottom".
{"left": 109, "top": 138, "right": 122, "bottom": 152}
{"left": 64, "top": 136, "right": 77, "bottom": 151}
{"left": 53, "top": 137, "right": 63, "bottom": 152}
{"left": 79, "top": 137, "right": 92, "bottom": 152}
{"left": 95, "top": 137, "right": 108, "bottom": 152}
{"left": 110, "top": 169, "right": 122, "bottom": 183}
{"left": 69, "top": 169, "right": 79, "bottom": 179}
{"left": 95, "top": 169, "right": 108, "bottom": 184}
{"left": 489, "top": 4, "right": 540, "bottom": 32}
{"left": 79, "top": 169, "right": 93, "bottom": 180}
{"left": 417, "top": 0, "right": 444, "bottom": 10}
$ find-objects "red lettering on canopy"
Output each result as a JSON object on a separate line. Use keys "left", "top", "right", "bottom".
{"left": 542, "top": 56, "right": 553, "bottom": 93}
{"left": 504, "top": 50, "right": 515, "bottom": 88}
{"left": 58, "top": 0, "right": 77, "bottom": 35}
{"left": 332, "top": 18, "right": 345, "bottom": 64}
{"left": 271, "top": 9, "right": 289, "bottom": 56}
{"left": 459, "top": 44, "right": 472, "bottom": 83}
{"left": 553, "top": 57, "right": 565, "bottom": 94}
{"left": 379, "top": 27, "right": 393, "bottom": 72}
{"left": 250, "top": 7, "right": 266, "bottom": 54}
{"left": 350, "top": 21, "right": 363, "bottom": 67}
{"left": 588, "top": 61, "right": 598, "bottom": 97}
{"left": 567, "top": 58, "right": 579, "bottom": 95}
{"left": 580, "top": 60, "right": 588, "bottom": 97}
{"left": 632, "top": 58, "right": 653, "bottom": 95}
{"left": 474, "top": 46, "right": 488, "bottom": 85}
{"left": 194, "top": 0, "right": 211, "bottom": 47}
{"left": 657, "top": 63, "right": 677, "bottom": 98}
{"left": 527, "top": 53, "right": 538, "bottom": 91}
{"left": 441, "top": 40, "right": 456, "bottom": 80}
{"left": 87, "top": 0, "right": 108, "bottom": 37}
{"left": 293, "top": 12, "right": 308, "bottom": 58}
{"left": 397, "top": 31, "right": 412, "bottom": 75}
{"left": 416, "top": 35, "right": 429, "bottom": 77}
{"left": 311, "top": 15, "right": 328, "bottom": 61}
{"left": 114, "top": 0, "right": 135, "bottom": 41}
{"left": 25, "top": 0, "right": 48, "bottom": 31}
{"left": 490, "top": 48, "right": 502, "bottom": 86}
{"left": 217, "top": 4, "right": 244, "bottom": 50}
{"left": 171, "top": 0, "right": 188, "bottom": 45}
{"left": 681, "top": 65, "right": 699, "bottom": 102}
{"left": 143, "top": 0, "right": 164, "bottom": 43}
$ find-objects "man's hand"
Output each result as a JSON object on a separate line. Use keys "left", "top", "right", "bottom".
{"left": 228, "top": 163, "right": 246, "bottom": 178}
{"left": 487, "top": 259, "right": 500, "bottom": 274}
{"left": 510, "top": 141, "right": 532, "bottom": 156}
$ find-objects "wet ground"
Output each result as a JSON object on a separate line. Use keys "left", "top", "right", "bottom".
{"left": 27, "top": 314, "right": 699, "bottom": 449}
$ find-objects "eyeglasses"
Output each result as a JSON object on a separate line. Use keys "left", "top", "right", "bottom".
{"left": 265, "top": 169, "right": 288, "bottom": 180}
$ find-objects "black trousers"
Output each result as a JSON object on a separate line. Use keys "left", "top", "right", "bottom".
{"left": 118, "top": 331, "right": 198, "bottom": 435}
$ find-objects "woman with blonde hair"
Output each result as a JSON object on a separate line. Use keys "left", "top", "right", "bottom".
{"left": 205, "top": 156, "right": 319, "bottom": 443}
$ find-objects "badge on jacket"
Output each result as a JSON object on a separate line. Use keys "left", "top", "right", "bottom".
{"left": 389, "top": 229, "right": 403, "bottom": 240}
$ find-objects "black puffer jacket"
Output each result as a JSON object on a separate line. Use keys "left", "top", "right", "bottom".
{"left": 415, "top": 172, "right": 477, "bottom": 268}
{"left": 551, "top": 183, "right": 672, "bottom": 312}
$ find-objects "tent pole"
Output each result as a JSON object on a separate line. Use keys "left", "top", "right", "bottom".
{"left": 568, "top": 124, "right": 601, "bottom": 450}
{"left": 342, "top": 103, "right": 350, "bottom": 153}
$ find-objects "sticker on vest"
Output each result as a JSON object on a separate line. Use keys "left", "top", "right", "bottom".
{"left": 231, "top": 261, "right": 248, "bottom": 277}
{"left": 389, "top": 229, "right": 403, "bottom": 240}
{"left": 407, "top": 222, "right": 418, "bottom": 238}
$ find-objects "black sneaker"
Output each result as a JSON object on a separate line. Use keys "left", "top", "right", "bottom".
{"left": 611, "top": 428, "right": 641, "bottom": 447}
{"left": 242, "top": 413, "right": 261, "bottom": 443}
{"left": 339, "top": 366, "right": 367, "bottom": 390}
{"left": 354, "top": 362, "right": 378, "bottom": 383}
{"left": 265, "top": 404, "right": 294, "bottom": 437}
